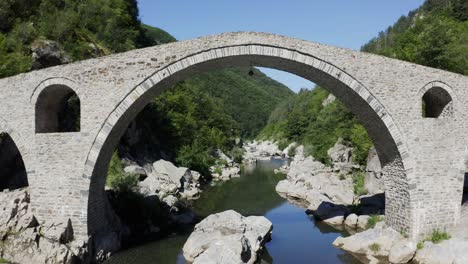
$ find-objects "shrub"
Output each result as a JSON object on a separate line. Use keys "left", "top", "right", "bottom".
{"left": 287, "top": 143, "right": 297, "bottom": 157}
{"left": 369, "top": 243, "right": 381, "bottom": 252}
{"left": 430, "top": 229, "right": 451, "bottom": 243}
{"left": 230, "top": 146, "right": 244, "bottom": 164}
{"left": 352, "top": 172, "right": 368, "bottom": 196}
{"left": 417, "top": 241, "right": 424, "bottom": 250}
{"left": 366, "top": 214, "right": 384, "bottom": 229}
{"left": 277, "top": 139, "right": 290, "bottom": 151}
{"left": 106, "top": 151, "right": 138, "bottom": 193}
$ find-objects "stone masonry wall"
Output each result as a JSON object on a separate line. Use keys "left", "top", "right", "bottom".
{"left": 0, "top": 32, "right": 466, "bottom": 244}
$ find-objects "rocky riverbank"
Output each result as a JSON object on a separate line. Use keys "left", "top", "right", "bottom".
{"left": 273, "top": 139, "right": 384, "bottom": 230}
{"left": 182, "top": 210, "right": 272, "bottom": 264}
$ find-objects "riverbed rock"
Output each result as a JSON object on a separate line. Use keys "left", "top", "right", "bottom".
{"left": 308, "top": 201, "right": 349, "bottom": 226}
{"left": 327, "top": 138, "right": 355, "bottom": 173}
{"left": 344, "top": 213, "right": 359, "bottom": 228}
{"left": 389, "top": 240, "right": 416, "bottom": 263}
{"left": 365, "top": 147, "right": 384, "bottom": 194}
{"left": 243, "top": 140, "right": 282, "bottom": 161}
{"left": 139, "top": 159, "right": 201, "bottom": 198}
{"left": 357, "top": 215, "right": 371, "bottom": 229}
{"left": 124, "top": 164, "right": 146, "bottom": 175}
{"left": 413, "top": 238, "right": 468, "bottom": 264}
{"left": 183, "top": 210, "right": 272, "bottom": 264}
{"left": 333, "top": 227, "right": 403, "bottom": 258}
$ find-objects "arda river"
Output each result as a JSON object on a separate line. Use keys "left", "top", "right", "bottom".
{"left": 107, "top": 160, "right": 360, "bottom": 264}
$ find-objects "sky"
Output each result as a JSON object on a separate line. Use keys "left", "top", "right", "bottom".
{"left": 137, "top": 0, "right": 425, "bottom": 92}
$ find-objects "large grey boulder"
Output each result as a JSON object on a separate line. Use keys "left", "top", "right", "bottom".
{"left": 365, "top": 147, "right": 384, "bottom": 194}
{"left": 307, "top": 201, "right": 349, "bottom": 226}
{"left": 389, "top": 240, "right": 416, "bottom": 263}
{"left": 413, "top": 238, "right": 468, "bottom": 264}
{"left": 139, "top": 159, "right": 201, "bottom": 198}
{"left": 333, "top": 227, "right": 403, "bottom": 258}
{"left": 183, "top": 210, "right": 272, "bottom": 264}
{"left": 344, "top": 213, "right": 359, "bottom": 229}
{"left": 327, "top": 138, "right": 353, "bottom": 163}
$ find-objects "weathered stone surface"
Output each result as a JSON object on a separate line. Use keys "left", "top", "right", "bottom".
{"left": 333, "top": 227, "right": 403, "bottom": 258}
{"left": 183, "top": 210, "right": 272, "bottom": 264}
{"left": 413, "top": 238, "right": 468, "bottom": 264}
{"left": 357, "top": 215, "right": 371, "bottom": 229}
{"left": 344, "top": 213, "right": 359, "bottom": 228}
{"left": 308, "top": 202, "right": 349, "bottom": 223}
{"left": 0, "top": 189, "right": 89, "bottom": 264}
{"left": 275, "top": 144, "right": 354, "bottom": 209}
{"left": 31, "top": 39, "right": 71, "bottom": 70}
{"left": 389, "top": 240, "right": 416, "bottom": 263}
{"left": 365, "top": 147, "right": 384, "bottom": 195}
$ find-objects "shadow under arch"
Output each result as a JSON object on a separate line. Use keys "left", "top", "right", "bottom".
{"left": 0, "top": 118, "right": 28, "bottom": 191}
{"left": 83, "top": 44, "right": 414, "bottom": 238}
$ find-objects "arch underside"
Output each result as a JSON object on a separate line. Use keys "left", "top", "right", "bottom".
{"left": 84, "top": 45, "right": 413, "bottom": 236}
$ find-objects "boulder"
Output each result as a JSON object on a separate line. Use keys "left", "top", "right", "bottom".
{"left": 389, "top": 240, "right": 416, "bottom": 263}
{"left": 183, "top": 210, "right": 272, "bottom": 264}
{"left": 327, "top": 138, "right": 353, "bottom": 164}
{"left": 365, "top": 147, "right": 384, "bottom": 194}
{"left": 31, "top": 39, "right": 71, "bottom": 70}
{"left": 357, "top": 215, "right": 370, "bottom": 229}
{"left": 308, "top": 202, "right": 349, "bottom": 223}
{"left": 413, "top": 238, "right": 468, "bottom": 264}
{"left": 124, "top": 165, "right": 146, "bottom": 175}
{"left": 322, "top": 94, "right": 336, "bottom": 107}
{"left": 333, "top": 227, "right": 403, "bottom": 258}
{"left": 344, "top": 213, "right": 358, "bottom": 228}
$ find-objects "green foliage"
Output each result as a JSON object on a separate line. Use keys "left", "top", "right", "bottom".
{"left": 351, "top": 124, "right": 373, "bottom": 165}
{"left": 229, "top": 147, "right": 245, "bottom": 164}
{"left": 183, "top": 67, "right": 293, "bottom": 138}
{"left": 0, "top": 0, "right": 170, "bottom": 78}
{"left": 142, "top": 24, "right": 176, "bottom": 44}
{"left": 0, "top": 257, "right": 10, "bottom": 263}
{"left": 366, "top": 214, "right": 384, "bottom": 229}
{"left": 417, "top": 229, "right": 451, "bottom": 249}
{"left": 429, "top": 229, "right": 451, "bottom": 243}
{"left": 258, "top": 87, "right": 372, "bottom": 165}
{"left": 369, "top": 243, "right": 381, "bottom": 252}
{"left": 417, "top": 241, "right": 424, "bottom": 249}
{"left": 287, "top": 143, "right": 297, "bottom": 157}
{"left": 353, "top": 171, "right": 368, "bottom": 196}
{"left": 362, "top": 0, "right": 468, "bottom": 75}
{"left": 106, "top": 151, "right": 138, "bottom": 193}
{"left": 277, "top": 139, "right": 290, "bottom": 151}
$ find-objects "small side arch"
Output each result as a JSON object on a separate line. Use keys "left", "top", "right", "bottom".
{"left": 32, "top": 78, "right": 82, "bottom": 133}
{"left": 419, "top": 81, "right": 456, "bottom": 118}
{"left": 0, "top": 118, "right": 28, "bottom": 191}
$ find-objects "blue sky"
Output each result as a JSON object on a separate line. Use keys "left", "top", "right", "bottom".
{"left": 137, "top": 0, "right": 425, "bottom": 92}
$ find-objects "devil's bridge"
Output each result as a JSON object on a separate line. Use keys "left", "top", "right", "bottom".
{"left": 0, "top": 32, "right": 467, "bottom": 242}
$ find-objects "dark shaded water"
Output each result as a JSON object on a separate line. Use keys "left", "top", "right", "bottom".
{"left": 107, "top": 160, "right": 360, "bottom": 264}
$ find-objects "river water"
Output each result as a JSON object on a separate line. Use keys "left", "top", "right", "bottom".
{"left": 107, "top": 160, "right": 360, "bottom": 264}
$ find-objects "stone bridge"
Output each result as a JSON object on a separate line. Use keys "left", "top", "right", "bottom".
{"left": 0, "top": 32, "right": 467, "bottom": 243}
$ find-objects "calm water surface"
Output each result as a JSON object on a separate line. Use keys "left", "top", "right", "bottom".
{"left": 107, "top": 160, "right": 360, "bottom": 264}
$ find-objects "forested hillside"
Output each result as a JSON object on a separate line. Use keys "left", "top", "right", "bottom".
{"left": 362, "top": 0, "right": 467, "bottom": 75}
{"left": 258, "top": 0, "right": 467, "bottom": 165}
{"left": 0, "top": 0, "right": 292, "bottom": 176}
